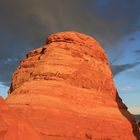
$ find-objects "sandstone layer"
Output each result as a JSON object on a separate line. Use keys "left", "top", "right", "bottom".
{"left": 5, "top": 32, "right": 140, "bottom": 140}
{"left": 0, "top": 96, "right": 42, "bottom": 140}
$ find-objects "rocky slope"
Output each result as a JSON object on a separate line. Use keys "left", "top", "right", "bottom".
{"left": 135, "top": 115, "right": 140, "bottom": 122}
{"left": 135, "top": 115, "right": 140, "bottom": 132}
{"left": 4, "top": 31, "right": 140, "bottom": 139}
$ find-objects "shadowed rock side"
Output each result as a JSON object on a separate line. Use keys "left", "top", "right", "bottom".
{"left": 6, "top": 32, "right": 140, "bottom": 140}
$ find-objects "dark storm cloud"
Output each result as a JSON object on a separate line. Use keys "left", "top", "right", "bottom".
{"left": 111, "top": 62, "right": 140, "bottom": 76}
{"left": 0, "top": 0, "right": 140, "bottom": 85}
{"left": 0, "top": 60, "right": 18, "bottom": 86}
{"left": 134, "top": 50, "right": 140, "bottom": 55}
{"left": 133, "top": 49, "right": 140, "bottom": 60}
{"left": 128, "top": 37, "right": 135, "bottom": 41}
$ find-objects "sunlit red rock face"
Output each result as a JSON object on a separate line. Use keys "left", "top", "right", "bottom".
{"left": 0, "top": 96, "right": 42, "bottom": 140}
{"left": 6, "top": 32, "right": 140, "bottom": 140}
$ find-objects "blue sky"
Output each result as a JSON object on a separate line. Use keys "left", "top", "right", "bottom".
{"left": 0, "top": 84, "right": 8, "bottom": 98}
{"left": 0, "top": 0, "right": 140, "bottom": 114}
{"left": 109, "top": 32, "right": 140, "bottom": 114}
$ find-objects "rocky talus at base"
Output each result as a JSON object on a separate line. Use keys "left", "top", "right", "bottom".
{"left": 1, "top": 31, "right": 139, "bottom": 139}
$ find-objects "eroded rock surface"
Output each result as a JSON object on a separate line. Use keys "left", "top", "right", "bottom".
{"left": 5, "top": 31, "right": 140, "bottom": 140}
{"left": 0, "top": 96, "right": 42, "bottom": 140}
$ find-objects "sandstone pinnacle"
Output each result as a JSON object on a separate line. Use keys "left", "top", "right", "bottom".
{"left": 4, "top": 31, "right": 140, "bottom": 140}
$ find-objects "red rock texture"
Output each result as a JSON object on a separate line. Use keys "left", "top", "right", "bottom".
{"left": 0, "top": 96, "right": 42, "bottom": 140}
{"left": 5, "top": 31, "right": 140, "bottom": 139}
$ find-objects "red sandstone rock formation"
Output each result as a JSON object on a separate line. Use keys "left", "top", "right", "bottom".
{"left": 5, "top": 32, "right": 140, "bottom": 139}
{"left": 0, "top": 96, "right": 42, "bottom": 140}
